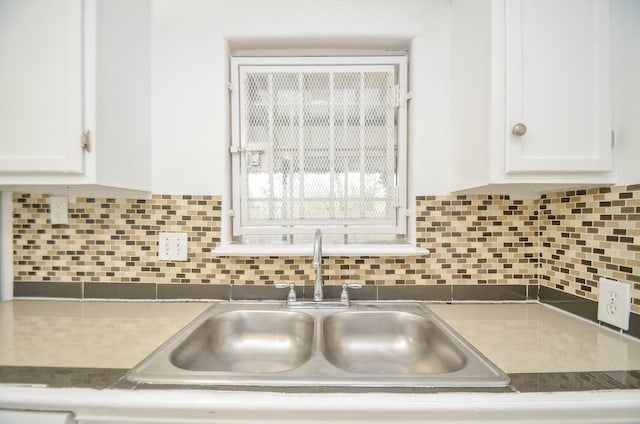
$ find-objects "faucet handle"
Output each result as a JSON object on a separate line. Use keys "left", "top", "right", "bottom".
{"left": 275, "top": 283, "right": 297, "bottom": 302}
{"left": 340, "top": 283, "right": 362, "bottom": 302}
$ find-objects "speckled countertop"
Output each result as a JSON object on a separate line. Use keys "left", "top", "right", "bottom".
{"left": 0, "top": 300, "right": 210, "bottom": 369}
{"left": 428, "top": 303, "right": 640, "bottom": 374}
{"left": 0, "top": 299, "right": 639, "bottom": 393}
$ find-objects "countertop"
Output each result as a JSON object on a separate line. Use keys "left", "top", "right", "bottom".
{"left": 0, "top": 300, "right": 209, "bottom": 369}
{"left": 1, "top": 299, "right": 639, "bottom": 373}
{"left": 1, "top": 299, "right": 639, "bottom": 423}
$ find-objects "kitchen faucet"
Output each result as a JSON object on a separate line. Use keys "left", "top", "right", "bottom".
{"left": 312, "top": 229, "right": 323, "bottom": 301}
{"left": 276, "top": 228, "right": 359, "bottom": 308}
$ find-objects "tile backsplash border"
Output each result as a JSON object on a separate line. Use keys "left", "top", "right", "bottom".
{"left": 11, "top": 185, "right": 640, "bottom": 332}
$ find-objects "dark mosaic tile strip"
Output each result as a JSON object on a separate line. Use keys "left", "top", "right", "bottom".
{"left": 378, "top": 285, "right": 451, "bottom": 301}
{"left": 117, "top": 380, "right": 513, "bottom": 393}
{"left": 630, "top": 314, "right": 640, "bottom": 340}
{"left": 227, "top": 284, "right": 530, "bottom": 302}
{"left": 14, "top": 282, "right": 82, "bottom": 299}
{"left": 302, "top": 285, "right": 378, "bottom": 301}
{"left": 157, "top": 283, "right": 230, "bottom": 300}
{"left": 539, "top": 286, "right": 640, "bottom": 339}
{"left": 2, "top": 366, "right": 637, "bottom": 394}
{"left": 230, "top": 284, "right": 304, "bottom": 301}
{"left": 601, "top": 370, "right": 640, "bottom": 389}
{"left": 84, "top": 282, "right": 156, "bottom": 299}
{"left": 509, "top": 370, "right": 640, "bottom": 393}
{"left": 452, "top": 285, "right": 527, "bottom": 301}
{"left": 0, "top": 366, "right": 127, "bottom": 389}
{"left": 539, "top": 286, "right": 598, "bottom": 321}
{"left": 13, "top": 282, "right": 538, "bottom": 304}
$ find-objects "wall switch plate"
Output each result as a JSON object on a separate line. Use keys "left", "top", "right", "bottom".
{"left": 49, "top": 195, "right": 69, "bottom": 225}
{"left": 598, "top": 277, "right": 632, "bottom": 330}
{"left": 158, "top": 232, "right": 188, "bottom": 261}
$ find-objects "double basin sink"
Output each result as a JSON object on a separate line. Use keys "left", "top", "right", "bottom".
{"left": 127, "top": 301, "right": 509, "bottom": 388}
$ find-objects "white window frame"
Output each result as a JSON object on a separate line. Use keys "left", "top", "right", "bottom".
{"left": 229, "top": 55, "right": 408, "bottom": 238}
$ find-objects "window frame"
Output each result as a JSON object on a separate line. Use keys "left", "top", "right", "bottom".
{"left": 229, "top": 55, "right": 409, "bottom": 238}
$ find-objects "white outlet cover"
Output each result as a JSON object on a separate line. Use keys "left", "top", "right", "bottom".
{"left": 173, "top": 232, "right": 188, "bottom": 261}
{"left": 49, "top": 195, "right": 69, "bottom": 225}
{"left": 158, "top": 232, "right": 188, "bottom": 261}
{"left": 598, "top": 277, "right": 631, "bottom": 330}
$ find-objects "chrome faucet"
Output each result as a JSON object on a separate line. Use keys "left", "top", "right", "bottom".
{"left": 312, "top": 229, "right": 323, "bottom": 301}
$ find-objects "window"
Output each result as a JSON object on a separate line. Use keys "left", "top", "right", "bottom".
{"left": 230, "top": 56, "right": 408, "bottom": 241}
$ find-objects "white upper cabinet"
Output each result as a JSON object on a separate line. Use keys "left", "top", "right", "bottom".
{"left": 450, "top": 0, "right": 614, "bottom": 195}
{"left": 0, "top": 0, "right": 83, "bottom": 173}
{"left": 504, "top": 0, "right": 612, "bottom": 173}
{"left": 0, "top": 0, "right": 150, "bottom": 195}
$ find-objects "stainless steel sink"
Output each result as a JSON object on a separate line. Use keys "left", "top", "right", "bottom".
{"left": 171, "top": 310, "right": 314, "bottom": 372}
{"left": 127, "top": 301, "right": 509, "bottom": 388}
{"left": 322, "top": 311, "right": 466, "bottom": 374}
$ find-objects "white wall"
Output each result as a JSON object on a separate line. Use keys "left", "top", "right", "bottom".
{"left": 149, "top": 0, "right": 639, "bottom": 198}
{"left": 0, "top": 191, "right": 12, "bottom": 300}
{"left": 150, "top": 0, "right": 451, "bottom": 196}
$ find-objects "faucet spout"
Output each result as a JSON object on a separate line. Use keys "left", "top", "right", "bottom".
{"left": 312, "top": 229, "right": 323, "bottom": 301}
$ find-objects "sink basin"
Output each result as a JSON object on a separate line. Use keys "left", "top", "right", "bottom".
{"left": 127, "top": 301, "right": 509, "bottom": 388}
{"left": 322, "top": 311, "right": 466, "bottom": 374}
{"left": 171, "top": 310, "right": 314, "bottom": 372}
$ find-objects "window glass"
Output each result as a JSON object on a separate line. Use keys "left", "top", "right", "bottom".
{"left": 230, "top": 57, "right": 408, "bottom": 239}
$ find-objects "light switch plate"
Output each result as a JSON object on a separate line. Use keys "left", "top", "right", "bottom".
{"left": 49, "top": 195, "right": 69, "bottom": 225}
{"left": 598, "top": 277, "right": 632, "bottom": 330}
{"left": 158, "top": 232, "right": 188, "bottom": 261}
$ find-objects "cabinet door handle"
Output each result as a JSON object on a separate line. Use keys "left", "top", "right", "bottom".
{"left": 511, "top": 123, "right": 527, "bottom": 136}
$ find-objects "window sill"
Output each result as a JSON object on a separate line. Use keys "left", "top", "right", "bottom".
{"left": 211, "top": 243, "right": 429, "bottom": 257}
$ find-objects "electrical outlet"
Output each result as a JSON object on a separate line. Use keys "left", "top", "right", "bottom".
{"left": 158, "top": 232, "right": 188, "bottom": 261}
{"left": 598, "top": 277, "right": 632, "bottom": 330}
{"left": 49, "top": 195, "right": 69, "bottom": 225}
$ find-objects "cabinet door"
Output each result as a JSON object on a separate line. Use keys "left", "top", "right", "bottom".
{"left": 505, "top": 0, "right": 611, "bottom": 173}
{"left": 0, "top": 0, "right": 84, "bottom": 173}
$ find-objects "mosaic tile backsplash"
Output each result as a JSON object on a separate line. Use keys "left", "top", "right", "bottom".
{"left": 11, "top": 185, "right": 640, "bottom": 317}
{"left": 539, "top": 186, "right": 640, "bottom": 314}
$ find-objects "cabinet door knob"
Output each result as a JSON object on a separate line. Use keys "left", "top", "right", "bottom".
{"left": 511, "top": 123, "right": 527, "bottom": 136}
